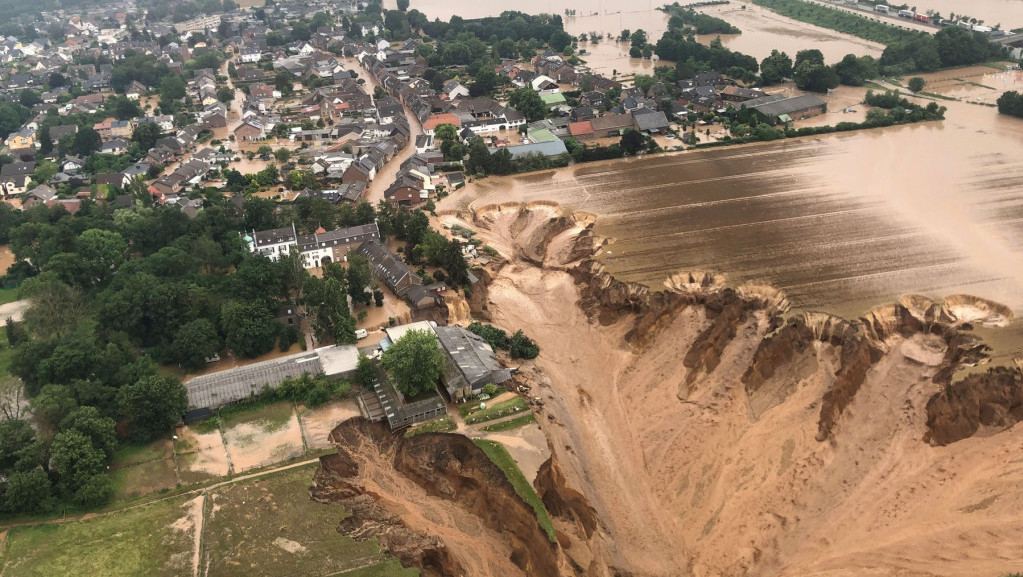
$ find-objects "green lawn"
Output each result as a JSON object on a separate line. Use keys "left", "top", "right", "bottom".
{"left": 219, "top": 400, "right": 294, "bottom": 432}
{"left": 404, "top": 416, "right": 456, "bottom": 438}
{"left": 1, "top": 465, "right": 419, "bottom": 577}
{"left": 460, "top": 396, "right": 530, "bottom": 424}
{"left": 0, "top": 496, "right": 197, "bottom": 577}
{"left": 481, "top": 414, "right": 537, "bottom": 432}
{"left": 0, "top": 286, "right": 19, "bottom": 305}
{"left": 202, "top": 466, "right": 418, "bottom": 577}
{"left": 472, "top": 439, "right": 556, "bottom": 543}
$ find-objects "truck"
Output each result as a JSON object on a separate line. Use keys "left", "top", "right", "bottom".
{"left": 898, "top": 9, "right": 914, "bottom": 18}
{"left": 913, "top": 13, "right": 930, "bottom": 23}
{"left": 874, "top": 4, "right": 889, "bottom": 13}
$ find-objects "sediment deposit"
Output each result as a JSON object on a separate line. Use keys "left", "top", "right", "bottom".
{"left": 316, "top": 202, "right": 1023, "bottom": 577}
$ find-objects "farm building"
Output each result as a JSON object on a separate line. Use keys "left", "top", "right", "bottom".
{"left": 183, "top": 345, "right": 359, "bottom": 414}
{"left": 743, "top": 94, "right": 827, "bottom": 124}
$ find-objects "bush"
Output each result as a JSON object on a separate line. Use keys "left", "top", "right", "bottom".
{"left": 483, "top": 383, "right": 499, "bottom": 395}
{"left": 509, "top": 330, "right": 540, "bottom": 360}
{"left": 304, "top": 384, "right": 331, "bottom": 407}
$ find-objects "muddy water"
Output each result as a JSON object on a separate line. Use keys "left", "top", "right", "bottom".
{"left": 451, "top": 94, "right": 1023, "bottom": 318}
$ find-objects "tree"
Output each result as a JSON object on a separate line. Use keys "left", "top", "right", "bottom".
{"left": 78, "top": 229, "right": 128, "bottom": 286}
{"left": 0, "top": 419, "right": 36, "bottom": 472}
{"left": 4, "top": 469, "right": 53, "bottom": 513}
{"left": 759, "top": 50, "right": 792, "bottom": 85}
{"left": 397, "top": 0, "right": 409, "bottom": 10}
{"left": 117, "top": 375, "right": 187, "bottom": 442}
{"left": 132, "top": 121, "right": 164, "bottom": 152}
{"left": 171, "top": 318, "right": 222, "bottom": 369}
{"left": 346, "top": 255, "right": 373, "bottom": 306}
{"left": 997, "top": 91, "right": 1023, "bottom": 117}
{"left": 509, "top": 329, "right": 540, "bottom": 359}
{"left": 794, "top": 49, "right": 825, "bottom": 69}
{"left": 620, "top": 129, "right": 645, "bottom": 156}
{"left": 61, "top": 406, "right": 117, "bottom": 459}
{"left": 908, "top": 77, "right": 926, "bottom": 93}
{"left": 50, "top": 430, "right": 106, "bottom": 497}
{"left": 471, "top": 68, "right": 498, "bottom": 97}
{"left": 159, "top": 75, "right": 187, "bottom": 101}
{"left": 380, "top": 329, "right": 444, "bottom": 397}
{"left": 70, "top": 127, "right": 102, "bottom": 156}
{"left": 508, "top": 88, "right": 546, "bottom": 122}
{"left": 834, "top": 54, "right": 877, "bottom": 87}
{"left": 305, "top": 275, "right": 356, "bottom": 344}
{"left": 30, "top": 384, "right": 77, "bottom": 426}
{"left": 220, "top": 300, "right": 277, "bottom": 358}
{"left": 793, "top": 61, "right": 839, "bottom": 93}
{"left": 355, "top": 353, "right": 376, "bottom": 385}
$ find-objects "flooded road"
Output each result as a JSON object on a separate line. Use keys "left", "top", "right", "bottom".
{"left": 447, "top": 93, "right": 1023, "bottom": 318}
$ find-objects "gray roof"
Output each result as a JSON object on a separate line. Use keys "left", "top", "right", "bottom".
{"left": 296, "top": 222, "right": 380, "bottom": 251}
{"left": 356, "top": 239, "right": 419, "bottom": 291}
{"left": 744, "top": 94, "right": 826, "bottom": 119}
{"left": 184, "top": 350, "right": 324, "bottom": 410}
{"left": 434, "top": 325, "right": 512, "bottom": 396}
{"left": 492, "top": 139, "right": 568, "bottom": 159}
{"left": 633, "top": 110, "right": 670, "bottom": 132}
{"left": 253, "top": 224, "right": 297, "bottom": 247}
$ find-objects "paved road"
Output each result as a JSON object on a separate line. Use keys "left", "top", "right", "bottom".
{"left": 0, "top": 299, "right": 29, "bottom": 323}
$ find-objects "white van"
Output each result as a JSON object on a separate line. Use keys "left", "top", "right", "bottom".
{"left": 355, "top": 328, "right": 368, "bottom": 340}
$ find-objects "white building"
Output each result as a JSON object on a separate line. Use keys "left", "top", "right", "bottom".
{"left": 245, "top": 222, "right": 381, "bottom": 269}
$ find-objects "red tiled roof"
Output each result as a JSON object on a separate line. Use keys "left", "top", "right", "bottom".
{"left": 423, "top": 113, "right": 461, "bottom": 130}
{"left": 569, "top": 121, "right": 593, "bottom": 136}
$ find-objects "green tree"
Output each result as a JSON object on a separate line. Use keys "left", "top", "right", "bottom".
{"left": 274, "top": 148, "right": 292, "bottom": 163}
{"left": 70, "top": 127, "right": 102, "bottom": 156}
{"left": 117, "top": 375, "right": 187, "bottom": 442}
{"left": 159, "top": 75, "right": 186, "bottom": 100}
{"left": 834, "top": 54, "right": 877, "bottom": 86}
{"left": 30, "top": 384, "right": 77, "bottom": 426}
{"left": 131, "top": 121, "right": 164, "bottom": 152}
{"left": 620, "top": 129, "right": 645, "bottom": 156}
{"left": 346, "top": 255, "right": 373, "bottom": 306}
{"left": 794, "top": 48, "right": 825, "bottom": 69}
{"left": 78, "top": 229, "right": 128, "bottom": 286}
{"left": 759, "top": 50, "right": 792, "bottom": 85}
{"left": 908, "top": 76, "right": 926, "bottom": 93}
{"left": 508, "top": 87, "right": 546, "bottom": 122}
{"left": 397, "top": 0, "right": 409, "bottom": 10}
{"left": 0, "top": 419, "right": 37, "bottom": 472}
{"left": 471, "top": 68, "right": 498, "bottom": 97}
{"left": 355, "top": 353, "right": 376, "bottom": 385}
{"left": 220, "top": 300, "right": 277, "bottom": 358}
{"left": 380, "top": 329, "right": 444, "bottom": 397}
{"left": 793, "top": 61, "right": 839, "bottom": 93}
{"left": 171, "top": 318, "right": 222, "bottom": 369}
{"left": 4, "top": 469, "right": 53, "bottom": 513}
{"left": 50, "top": 430, "right": 106, "bottom": 497}
{"left": 60, "top": 406, "right": 117, "bottom": 459}
{"left": 509, "top": 329, "right": 540, "bottom": 359}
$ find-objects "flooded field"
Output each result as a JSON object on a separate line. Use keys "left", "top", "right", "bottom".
{"left": 447, "top": 93, "right": 1023, "bottom": 318}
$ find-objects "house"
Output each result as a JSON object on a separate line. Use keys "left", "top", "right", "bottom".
{"left": 531, "top": 75, "right": 559, "bottom": 94}
{"left": 590, "top": 113, "right": 637, "bottom": 137}
{"left": 414, "top": 134, "right": 434, "bottom": 154}
{"left": 442, "top": 80, "right": 469, "bottom": 100}
{"left": 493, "top": 140, "right": 569, "bottom": 159}
{"left": 234, "top": 119, "right": 266, "bottom": 141}
{"left": 22, "top": 184, "right": 58, "bottom": 208}
{"left": 720, "top": 85, "right": 764, "bottom": 102}
{"left": 422, "top": 113, "right": 462, "bottom": 135}
{"left": 125, "top": 80, "right": 147, "bottom": 100}
{"left": 356, "top": 239, "right": 421, "bottom": 295}
{"left": 633, "top": 109, "right": 670, "bottom": 134}
{"left": 434, "top": 325, "right": 513, "bottom": 399}
{"left": 246, "top": 224, "right": 298, "bottom": 261}
{"left": 295, "top": 222, "right": 381, "bottom": 268}
{"left": 5, "top": 129, "right": 35, "bottom": 150}
{"left": 743, "top": 94, "right": 828, "bottom": 124}
{"left": 1, "top": 173, "right": 30, "bottom": 197}
{"left": 62, "top": 155, "right": 86, "bottom": 173}
{"left": 568, "top": 120, "right": 595, "bottom": 140}
{"left": 101, "top": 138, "right": 129, "bottom": 154}
{"left": 49, "top": 124, "right": 79, "bottom": 141}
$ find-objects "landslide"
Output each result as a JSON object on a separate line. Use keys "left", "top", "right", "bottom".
{"left": 450, "top": 202, "right": 1023, "bottom": 577}
{"left": 311, "top": 419, "right": 570, "bottom": 577}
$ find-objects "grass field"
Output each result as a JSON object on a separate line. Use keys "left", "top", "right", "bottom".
{"left": 460, "top": 396, "right": 529, "bottom": 424}
{"left": 1, "top": 465, "right": 419, "bottom": 577}
{"left": 404, "top": 416, "right": 456, "bottom": 438}
{"left": 0, "top": 497, "right": 197, "bottom": 577}
{"left": 471, "top": 439, "right": 556, "bottom": 543}
{"left": 202, "top": 466, "right": 418, "bottom": 577}
{"left": 0, "top": 287, "right": 19, "bottom": 305}
{"left": 481, "top": 413, "right": 536, "bottom": 432}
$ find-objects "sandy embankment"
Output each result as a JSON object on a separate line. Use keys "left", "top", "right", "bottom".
{"left": 438, "top": 201, "right": 1023, "bottom": 577}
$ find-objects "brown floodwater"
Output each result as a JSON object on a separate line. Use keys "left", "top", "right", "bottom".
{"left": 447, "top": 93, "right": 1023, "bottom": 319}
